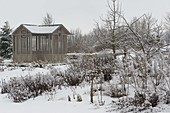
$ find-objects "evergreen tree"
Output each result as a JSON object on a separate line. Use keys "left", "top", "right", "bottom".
{"left": 0, "top": 21, "right": 12, "bottom": 59}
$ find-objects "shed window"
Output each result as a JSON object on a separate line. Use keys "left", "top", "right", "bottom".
{"left": 21, "top": 29, "right": 27, "bottom": 52}
{"left": 32, "top": 35, "right": 50, "bottom": 52}
{"left": 21, "top": 36, "right": 27, "bottom": 49}
{"left": 32, "top": 36, "right": 36, "bottom": 51}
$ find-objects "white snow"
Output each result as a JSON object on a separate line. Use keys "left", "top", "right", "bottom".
{"left": 0, "top": 62, "right": 170, "bottom": 113}
{"left": 0, "top": 63, "right": 111, "bottom": 113}
{"left": 23, "top": 24, "right": 60, "bottom": 34}
{"left": 0, "top": 86, "right": 110, "bottom": 113}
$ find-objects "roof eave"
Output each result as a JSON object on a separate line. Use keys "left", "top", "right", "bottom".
{"left": 32, "top": 33, "right": 52, "bottom": 35}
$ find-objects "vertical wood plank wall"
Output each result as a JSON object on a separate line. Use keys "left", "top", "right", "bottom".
{"left": 13, "top": 25, "right": 68, "bottom": 63}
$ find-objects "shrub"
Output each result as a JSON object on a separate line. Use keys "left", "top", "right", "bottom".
{"left": 134, "top": 92, "right": 146, "bottom": 106}
{"left": 105, "top": 85, "right": 127, "bottom": 98}
{"left": 148, "top": 93, "right": 158, "bottom": 107}
{"left": 102, "top": 68, "right": 112, "bottom": 81}
{"left": 1, "top": 73, "right": 61, "bottom": 102}
{"left": 51, "top": 66, "right": 85, "bottom": 86}
{"left": 164, "top": 91, "right": 170, "bottom": 104}
{"left": 63, "top": 70, "right": 84, "bottom": 86}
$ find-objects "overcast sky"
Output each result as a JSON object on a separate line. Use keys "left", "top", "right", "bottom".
{"left": 0, "top": 0, "right": 170, "bottom": 34}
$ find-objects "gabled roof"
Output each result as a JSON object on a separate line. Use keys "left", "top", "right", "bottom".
{"left": 12, "top": 24, "right": 71, "bottom": 35}
{"left": 23, "top": 24, "right": 60, "bottom": 34}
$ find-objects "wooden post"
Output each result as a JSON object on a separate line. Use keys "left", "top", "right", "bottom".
{"left": 30, "top": 34, "right": 32, "bottom": 61}
{"left": 48, "top": 35, "right": 50, "bottom": 54}
{"left": 13, "top": 35, "right": 16, "bottom": 54}
{"left": 90, "top": 74, "right": 95, "bottom": 103}
{"left": 51, "top": 35, "right": 54, "bottom": 61}
{"left": 13, "top": 35, "right": 16, "bottom": 61}
{"left": 19, "top": 35, "right": 21, "bottom": 54}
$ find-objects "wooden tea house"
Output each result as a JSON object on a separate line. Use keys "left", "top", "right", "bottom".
{"left": 12, "top": 24, "right": 71, "bottom": 63}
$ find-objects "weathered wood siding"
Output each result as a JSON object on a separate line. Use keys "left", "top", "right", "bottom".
{"left": 12, "top": 25, "right": 68, "bottom": 63}
{"left": 13, "top": 25, "right": 33, "bottom": 62}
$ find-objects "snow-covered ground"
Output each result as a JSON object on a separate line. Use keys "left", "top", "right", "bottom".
{"left": 0, "top": 86, "right": 111, "bottom": 113}
{"left": 0, "top": 61, "right": 170, "bottom": 113}
{"left": 0, "top": 62, "right": 110, "bottom": 113}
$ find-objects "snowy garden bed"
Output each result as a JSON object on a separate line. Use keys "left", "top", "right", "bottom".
{"left": 0, "top": 57, "right": 170, "bottom": 113}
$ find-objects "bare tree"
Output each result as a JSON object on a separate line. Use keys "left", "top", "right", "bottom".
{"left": 164, "top": 12, "right": 170, "bottom": 30}
{"left": 42, "top": 13, "right": 55, "bottom": 25}
{"left": 95, "top": 0, "right": 124, "bottom": 55}
{"left": 128, "top": 14, "right": 164, "bottom": 60}
{"left": 67, "top": 29, "right": 84, "bottom": 53}
{"left": 164, "top": 12, "right": 170, "bottom": 44}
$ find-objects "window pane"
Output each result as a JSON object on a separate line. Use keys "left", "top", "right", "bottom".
{"left": 32, "top": 36, "right": 36, "bottom": 51}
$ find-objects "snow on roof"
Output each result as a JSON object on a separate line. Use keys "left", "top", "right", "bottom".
{"left": 23, "top": 24, "right": 60, "bottom": 34}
